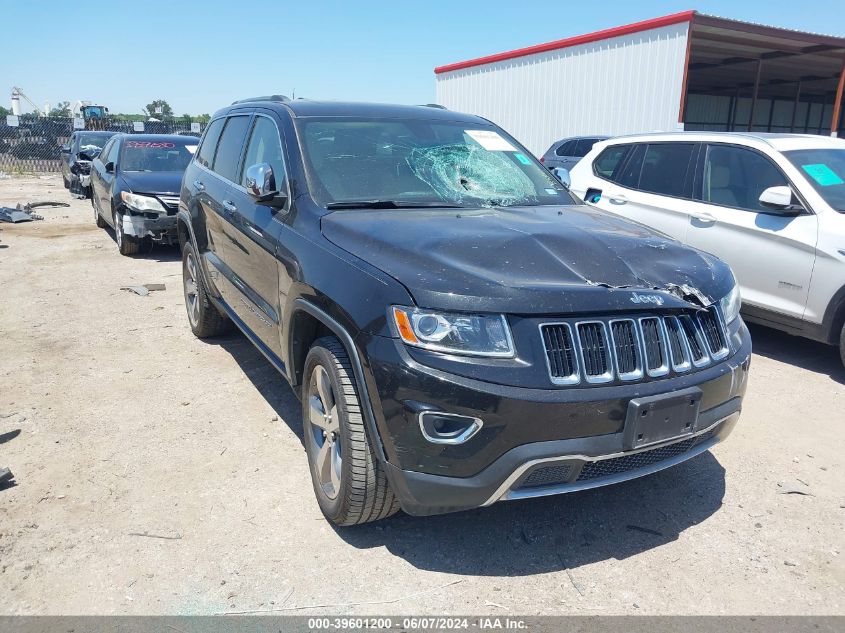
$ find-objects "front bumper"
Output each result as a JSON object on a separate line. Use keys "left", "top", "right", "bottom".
{"left": 121, "top": 211, "right": 178, "bottom": 244}
{"left": 363, "top": 320, "right": 751, "bottom": 516}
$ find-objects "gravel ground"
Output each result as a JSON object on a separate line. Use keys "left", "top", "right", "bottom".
{"left": 0, "top": 175, "right": 842, "bottom": 616}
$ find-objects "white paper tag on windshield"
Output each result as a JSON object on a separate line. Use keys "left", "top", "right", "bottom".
{"left": 465, "top": 129, "right": 517, "bottom": 152}
{"left": 185, "top": 145, "right": 198, "bottom": 154}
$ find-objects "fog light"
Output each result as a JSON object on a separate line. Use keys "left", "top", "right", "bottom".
{"left": 418, "top": 411, "right": 483, "bottom": 445}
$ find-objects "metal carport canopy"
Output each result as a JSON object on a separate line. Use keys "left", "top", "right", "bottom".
{"left": 683, "top": 13, "right": 845, "bottom": 135}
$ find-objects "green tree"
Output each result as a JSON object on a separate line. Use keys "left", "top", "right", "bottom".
{"left": 143, "top": 99, "right": 173, "bottom": 119}
{"left": 196, "top": 113, "right": 211, "bottom": 124}
{"left": 49, "top": 101, "right": 71, "bottom": 117}
{"left": 182, "top": 113, "right": 192, "bottom": 123}
{"left": 0, "top": 105, "right": 9, "bottom": 117}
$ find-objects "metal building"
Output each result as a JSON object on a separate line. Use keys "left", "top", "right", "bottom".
{"left": 435, "top": 10, "right": 845, "bottom": 155}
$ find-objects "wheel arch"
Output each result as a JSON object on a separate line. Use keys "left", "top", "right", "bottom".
{"left": 288, "top": 299, "right": 389, "bottom": 463}
{"left": 822, "top": 283, "right": 845, "bottom": 345}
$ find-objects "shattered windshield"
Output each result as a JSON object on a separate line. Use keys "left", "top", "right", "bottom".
{"left": 120, "top": 140, "right": 197, "bottom": 172}
{"left": 784, "top": 148, "right": 845, "bottom": 213}
{"left": 298, "top": 118, "right": 574, "bottom": 208}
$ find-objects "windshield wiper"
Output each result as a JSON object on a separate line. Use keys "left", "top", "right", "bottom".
{"left": 325, "top": 200, "right": 465, "bottom": 210}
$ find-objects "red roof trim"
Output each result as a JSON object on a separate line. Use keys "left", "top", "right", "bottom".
{"left": 434, "top": 10, "right": 697, "bottom": 75}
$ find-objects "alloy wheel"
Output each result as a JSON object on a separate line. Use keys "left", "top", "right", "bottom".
{"left": 308, "top": 364, "right": 342, "bottom": 500}
{"left": 183, "top": 251, "right": 200, "bottom": 327}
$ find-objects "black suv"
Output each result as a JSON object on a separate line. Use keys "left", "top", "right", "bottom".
{"left": 177, "top": 97, "right": 752, "bottom": 526}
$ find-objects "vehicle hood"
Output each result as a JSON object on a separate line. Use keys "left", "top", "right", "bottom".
{"left": 119, "top": 171, "right": 182, "bottom": 195}
{"left": 321, "top": 205, "right": 735, "bottom": 314}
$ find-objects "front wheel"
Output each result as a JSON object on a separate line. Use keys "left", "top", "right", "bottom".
{"left": 839, "top": 322, "right": 845, "bottom": 368}
{"left": 113, "top": 209, "right": 142, "bottom": 256}
{"left": 302, "top": 337, "right": 400, "bottom": 526}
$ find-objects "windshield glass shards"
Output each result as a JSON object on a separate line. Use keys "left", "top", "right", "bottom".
{"left": 121, "top": 140, "right": 197, "bottom": 172}
{"left": 299, "top": 118, "right": 574, "bottom": 209}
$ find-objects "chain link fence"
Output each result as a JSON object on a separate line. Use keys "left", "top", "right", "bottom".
{"left": 0, "top": 115, "right": 206, "bottom": 173}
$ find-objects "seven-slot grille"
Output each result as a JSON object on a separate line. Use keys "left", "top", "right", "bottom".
{"left": 540, "top": 307, "right": 728, "bottom": 385}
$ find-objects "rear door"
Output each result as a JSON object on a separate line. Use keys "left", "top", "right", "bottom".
{"left": 685, "top": 143, "right": 817, "bottom": 319}
{"left": 201, "top": 114, "right": 253, "bottom": 313}
{"left": 188, "top": 117, "right": 226, "bottom": 272}
{"left": 590, "top": 142, "right": 698, "bottom": 243}
{"left": 92, "top": 137, "right": 119, "bottom": 217}
{"left": 220, "top": 111, "right": 288, "bottom": 359}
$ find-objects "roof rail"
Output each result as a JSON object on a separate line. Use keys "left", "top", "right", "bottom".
{"left": 231, "top": 95, "right": 291, "bottom": 105}
{"left": 421, "top": 103, "right": 447, "bottom": 109}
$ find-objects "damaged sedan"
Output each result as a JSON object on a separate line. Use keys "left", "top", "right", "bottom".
{"left": 60, "top": 131, "right": 117, "bottom": 199}
{"left": 177, "top": 98, "right": 752, "bottom": 526}
{"left": 91, "top": 134, "right": 197, "bottom": 255}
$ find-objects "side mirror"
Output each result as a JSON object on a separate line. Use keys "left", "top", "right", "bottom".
{"left": 758, "top": 186, "right": 802, "bottom": 213}
{"left": 552, "top": 167, "right": 571, "bottom": 189}
{"left": 105, "top": 161, "right": 115, "bottom": 173}
{"left": 245, "top": 163, "right": 287, "bottom": 208}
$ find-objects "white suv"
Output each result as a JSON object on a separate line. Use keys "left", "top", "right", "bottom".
{"left": 567, "top": 132, "right": 845, "bottom": 366}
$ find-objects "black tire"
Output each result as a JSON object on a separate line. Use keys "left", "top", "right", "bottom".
{"left": 839, "top": 322, "right": 845, "bottom": 369}
{"left": 302, "top": 337, "right": 400, "bottom": 526}
{"left": 181, "top": 241, "right": 232, "bottom": 338}
{"left": 62, "top": 173, "right": 69, "bottom": 189}
{"left": 113, "top": 209, "right": 141, "bottom": 256}
{"left": 93, "top": 197, "right": 107, "bottom": 228}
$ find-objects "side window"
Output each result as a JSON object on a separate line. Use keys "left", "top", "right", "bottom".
{"left": 196, "top": 118, "right": 225, "bottom": 168}
{"left": 240, "top": 116, "right": 286, "bottom": 188}
{"left": 572, "top": 138, "right": 595, "bottom": 158}
{"left": 616, "top": 144, "right": 647, "bottom": 189}
{"left": 593, "top": 144, "right": 630, "bottom": 179}
{"left": 700, "top": 145, "right": 788, "bottom": 212}
{"left": 556, "top": 140, "right": 576, "bottom": 157}
{"left": 212, "top": 116, "right": 251, "bottom": 183}
{"left": 637, "top": 143, "right": 695, "bottom": 198}
{"left": 102, "top": 139, "right": 119, "bottom": 165}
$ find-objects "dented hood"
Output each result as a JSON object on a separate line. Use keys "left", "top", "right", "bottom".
{"left": 321, "top": 205, "right": 735, "bottom": 314}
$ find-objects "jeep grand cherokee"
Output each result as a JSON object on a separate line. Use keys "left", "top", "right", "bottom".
{"left": 176, "top": 96, "right": 751, "bottom": 526}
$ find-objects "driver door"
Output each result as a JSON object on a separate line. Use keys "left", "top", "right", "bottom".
{"left": 685, "top": 143, "right": 818, "bottom": 320}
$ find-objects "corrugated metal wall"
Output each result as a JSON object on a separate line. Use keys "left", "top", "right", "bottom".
{"left": 436, "top": 22, "right": 690, "bottom": 156}
{"left": 684, "top": 93, "right": 835, "bottom": 134}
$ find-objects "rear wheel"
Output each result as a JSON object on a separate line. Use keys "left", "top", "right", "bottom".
{"left": 302, "top": 337, "right": 400, "bottom": 526}
{"left": 93, "top": 197, "right": 106, "bottom": 228}
{"left": 182, "top": 241, "right": 232, "bottom": 338}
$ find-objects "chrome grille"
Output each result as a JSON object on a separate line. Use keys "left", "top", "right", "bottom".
{"left": 698, "top": 307, "right": 729, "bottom": 359}
{"left": 157, "top": 195, "right": 180, "bottom": 212}
{"left": 639, "top": 317, "right": 669, "bottom": 377}
{"left": 576, "top": 322, "right": 613, "bottom": 383}
{"left": 540, "top": 310, "right": 729, "bottom": 386}
{"left": 541, "top": 323, "right": 579, "bottom": 385}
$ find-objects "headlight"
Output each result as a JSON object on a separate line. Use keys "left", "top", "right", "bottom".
{"left": 719, "top": 283, "right": 741, "bottom": 324}
{"left": 121, "top": 191, "right": 166, "bottom": 213}
{"left": 391, "top": 306, "right": 515, "bottom": 357}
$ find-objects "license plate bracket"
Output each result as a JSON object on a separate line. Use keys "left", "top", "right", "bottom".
{"left": 623, "top": 387, "right": 702, "bottom": 450}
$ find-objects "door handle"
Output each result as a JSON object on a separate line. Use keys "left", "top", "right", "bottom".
{"left": 192, "top": 179, "right": 205, "bottom": 192}
{"left": 691, "top": 212, "right": 717, "bottom": 223}
{"left": 608, "top": 193, "right": 628, "bottom": 205}
{"left": 222, "top": 200, "right": 237, "bottom": 214}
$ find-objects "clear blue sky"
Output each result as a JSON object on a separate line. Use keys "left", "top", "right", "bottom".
{"left": 3, "top": 0, "right": 844, "bottom": 116}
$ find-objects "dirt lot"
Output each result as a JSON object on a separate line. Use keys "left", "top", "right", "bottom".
{"left": 0, "top": 174, "right": 843, "bottom": 616}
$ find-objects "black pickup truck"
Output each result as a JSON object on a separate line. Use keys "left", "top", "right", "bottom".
{"left": 177, "top": 97, "right": 751, "bottom": 526}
